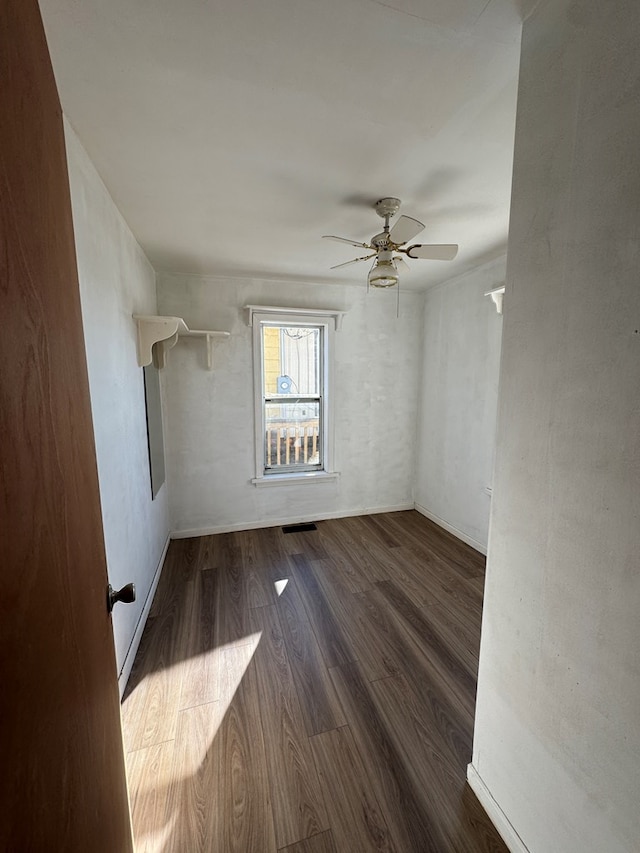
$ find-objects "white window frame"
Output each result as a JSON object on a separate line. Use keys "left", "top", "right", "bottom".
{"left": 249, "top": 308, "right": 340, "bottom": 486}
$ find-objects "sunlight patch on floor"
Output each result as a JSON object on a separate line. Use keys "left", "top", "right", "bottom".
{"left": 124, "top": 632, "right": 263, "bottom": 851}
{"left": 134, "top": 814, "right": 177, "bottom": 853}
{"left": 274, "top": 578, "right": 289, "bottom": 596}
{"left": 180, "top": 632, "right": 263, "bottom": 776}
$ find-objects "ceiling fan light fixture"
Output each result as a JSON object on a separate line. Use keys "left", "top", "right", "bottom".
{"left": 368, "top": 258, "right": 399, "bottom": 288}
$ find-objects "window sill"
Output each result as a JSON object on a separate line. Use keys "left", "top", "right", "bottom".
{"left": 251, "top": 471, "right": 340, "bottom": 488}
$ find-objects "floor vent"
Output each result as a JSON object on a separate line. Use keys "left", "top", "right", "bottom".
{"left": 282, "top": 522, "right": 318, "bottom": 534}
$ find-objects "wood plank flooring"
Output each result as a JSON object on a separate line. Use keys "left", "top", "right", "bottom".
{"left": 121, "top": 511, "right": 506, "bottom": 853}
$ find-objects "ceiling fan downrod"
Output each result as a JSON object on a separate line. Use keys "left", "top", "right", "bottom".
{"left": 369, "top": 198, "right": 401, "bottom": 287}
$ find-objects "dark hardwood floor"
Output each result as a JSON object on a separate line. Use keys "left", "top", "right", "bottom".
{"left": 121, "top": 510, "right": 507, "bottom": 852}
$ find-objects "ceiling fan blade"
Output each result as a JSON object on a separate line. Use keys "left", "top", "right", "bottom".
{"left": 394, "top": 256, "right": 410, "bottom": 272}
{"left": 322, "top": 235, "right": 371, "bottom": 249}
{"left": 389, "top": 215, "right": 424, "bottom": 246}
{"left": 405, "top": 243, "right": 459, "bottom": 261}
{"left": 330, "top": 253, "right": 376, "bottom": 269}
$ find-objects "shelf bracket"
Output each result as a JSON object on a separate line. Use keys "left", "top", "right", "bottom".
{"left": 133, "top": 315, "right": 186, "bottom": 368}
{"left": 205, "top": 333, "right": 215, "bottom": 370}
{"left": 485, "top": 285, "right": 506, "bottom": 315}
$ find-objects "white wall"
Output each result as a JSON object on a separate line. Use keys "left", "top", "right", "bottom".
{"left": 415, "top": 256, "right": 504, "bottom": 552}
{"left": 157, "top": 273, "right": 424, "bottom": 534}
{"left": 65, "top": 122, "right": 170, "bottom": 691}
{"left": 470, "top": 2, "right": 640, "bottom": 851}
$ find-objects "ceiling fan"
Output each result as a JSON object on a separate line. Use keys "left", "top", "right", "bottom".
{"left": 323, "top": 197, "right": 458, "bottom": 289}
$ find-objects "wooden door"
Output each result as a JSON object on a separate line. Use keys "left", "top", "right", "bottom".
{"left": 0, "top": 1, "right": 133, "bottom": 849}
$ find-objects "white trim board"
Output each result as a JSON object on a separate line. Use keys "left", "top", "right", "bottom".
{"left": 117, "top": 533, "right": 171, "bottom": 697}
{"left": 170, "top": 503, "right": 414, "bottom": 539}
{"left": 245, "top": 304, "right": 347, "bottom": 330}
{"left": 467, "top": 764, "right": 530, "bottom": 853}
{"left": 414, "top": 503, "right": 487, "bottom": 555}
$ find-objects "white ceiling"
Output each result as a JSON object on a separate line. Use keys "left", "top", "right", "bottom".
{"left": 40, "top": 0, "right": 534, "bottom": 291}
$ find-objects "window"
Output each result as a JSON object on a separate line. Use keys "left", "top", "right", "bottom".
{"left": 250, "top": 308, "right": 339, "bottom": 483}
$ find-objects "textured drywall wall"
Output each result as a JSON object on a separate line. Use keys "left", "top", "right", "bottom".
{"left": 471, "top": 2, "right": 640, "bottom": 851}
{"left": 157, "top": 274, "right": 423, "bottom": 534}
{"left": 65, "top": 121, "right": 170, "bottom": 685}
{"left": 415, "top": 256, "right": 504, "bottom": 552}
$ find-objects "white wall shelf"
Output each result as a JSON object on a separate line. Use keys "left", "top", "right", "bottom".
{"left": 133, "top": 314, "right": 230, "bottom": 370}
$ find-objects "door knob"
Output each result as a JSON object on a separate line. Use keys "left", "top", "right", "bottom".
{"left": 107, "top": 582, "right": 136, "bottom": 613}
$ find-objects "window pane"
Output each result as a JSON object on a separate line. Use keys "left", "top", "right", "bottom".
{"left": 262, "top": 326, "right": 319, "bottom": 396}
{"left": 264, "top": 400, "right": 321, "bottom": 469}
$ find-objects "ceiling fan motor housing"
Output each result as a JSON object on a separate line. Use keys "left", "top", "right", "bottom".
{"left": 371, "top": 231, "right": 391, "bottom": 249}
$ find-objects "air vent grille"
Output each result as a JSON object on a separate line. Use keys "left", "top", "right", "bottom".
{"left": 282, "top": 522, "right": 318, "bottom": 534}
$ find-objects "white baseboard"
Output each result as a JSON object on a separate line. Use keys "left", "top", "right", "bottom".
{"left": 467, "top": 764, "right": 529, "bottom": 853}
{"left": 414, "top": 503, "right": 487, "bottom": 555}
{"left": 170, "top": 503, "right": 415, "bottom": 539}
{"left": 118, "top": 533, "right": 171, "bottom": 696}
